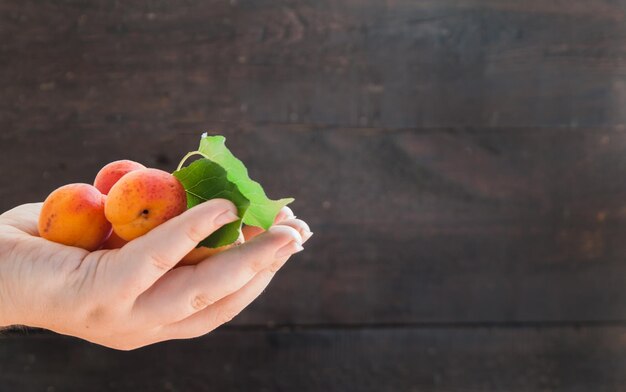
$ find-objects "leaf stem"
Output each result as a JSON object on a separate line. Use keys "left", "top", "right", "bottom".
{"left": 175, "top": 150, "right": 211, "bottom": 171}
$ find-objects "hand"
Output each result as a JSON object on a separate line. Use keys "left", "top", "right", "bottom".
{"left": 0, "top": 200, "right": 312, "bottom": 350}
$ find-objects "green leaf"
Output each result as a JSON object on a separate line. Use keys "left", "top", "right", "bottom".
{"left": 173, "top": 158, "right": 250, "bottom": 248}
{"left": 198, "top": 134, "right": 294, "bottom": 229}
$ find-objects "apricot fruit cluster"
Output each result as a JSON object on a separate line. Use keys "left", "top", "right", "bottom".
{"left": 38, "top": 160, "right": 187, "bottom": 252}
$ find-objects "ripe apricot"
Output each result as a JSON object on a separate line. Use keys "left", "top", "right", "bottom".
{"left": 177, "top": 245, "right": 234, "bottom": 266}
{"left": 94, "top": 160, "right": 146, "bottom": 195}
{"left": 177, "top": 231, "right": 244, "bottom": 266}
{"left": 38, "top": 183, "right": 112, "bottom": 251}
{"left": 100, "top": 230, "right": 128, "bottom": 249}
{"left": 105, "top": 168, "right": 187, "bottom": 241}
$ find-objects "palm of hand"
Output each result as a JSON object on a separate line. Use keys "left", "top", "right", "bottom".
{"left": 0, "top": 200, "right": 311, "bottom": 350}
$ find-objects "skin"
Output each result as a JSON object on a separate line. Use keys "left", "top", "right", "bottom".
{"left": 93, "top": 160, "right": 146, "bottom": 195}
{"left": 105, "top": 168, "right": 187, "bottom": 241}
{"left": 38, "top": 183, "right": 112, "bottom": 251}
{"left": 177, "top": 208, "right": 298, "bottom": 267}
{"left": 0, "top": 200, "right": 312, "bottom": 350}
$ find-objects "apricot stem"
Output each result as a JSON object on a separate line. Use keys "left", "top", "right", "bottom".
{"left": 176, "top": 151, "right": 210, "bottom": 171}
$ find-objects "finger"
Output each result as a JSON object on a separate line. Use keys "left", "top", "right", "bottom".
{"left": 118, "top": 199, "right": 239, "bottom": 294}
{"left": 242, "top": 206, "right": 295, "bottom": 240}
{"left": 276, "top": 206, "right": 295, "bottom": 222}
{"left": 0, "top": 203, "right": 43, "bottom": 235}
{"left": 178, "top": 219, "right": 310, "bottom": 268}
{"left": 242, "top": 214, "right": 311, "bottom": 244}
{"left": 160, "top": 267, "right": 278, "bottom": 339}
{"left": 274, "top": 218, "right": 313, "bottom": 244}
{"left": 132, "top": 225, "right": 302, "bottom": 325}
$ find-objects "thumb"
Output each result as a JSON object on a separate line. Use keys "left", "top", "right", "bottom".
{"left": 0, "top": 202, "right": 43, "bottom": 236}
{"left": 118, "top": 198, "right": 239, "bottom": 294}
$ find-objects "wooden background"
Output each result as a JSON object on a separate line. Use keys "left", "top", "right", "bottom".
{"left": 2, "top": 0, "right": 626, "bottom": 390}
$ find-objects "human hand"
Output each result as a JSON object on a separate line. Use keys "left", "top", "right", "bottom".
{"left": 0, "top": 199, "right": 311, "bottom": 350}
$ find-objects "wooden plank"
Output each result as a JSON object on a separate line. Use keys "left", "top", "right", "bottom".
{"left": 2, "top": 125, "right": 626, "bottom": 324}
{"left": 1, "top": 326, "right": 625, "bottom": 391}
{"left": 1, "top": 0, "right": 626, "bottom": 129}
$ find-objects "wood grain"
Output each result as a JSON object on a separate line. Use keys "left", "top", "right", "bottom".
{"left": 1, "top": 0, "right": 626, "bottom": 130}
{"left": 2, "top": 2, "right": 626, "bottom": 389}
{"left": 2, "top": 125, "right": 626, "bottom": 324}
{"left": 1, "top": 326, "right": 625, "bottom": 391}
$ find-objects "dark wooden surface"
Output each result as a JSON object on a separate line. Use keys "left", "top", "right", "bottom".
{"left": 2, "top": 0, "right": 626, "bottom": 130}
{"left": 3, "top": 326, "right": 626, "bottom": 392}
{"left": 2, "top": 0, "right": 626, "bottom": 390}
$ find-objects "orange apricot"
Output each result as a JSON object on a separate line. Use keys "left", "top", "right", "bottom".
{"left": 177, "top": 245, "right": 234, "bottom": 266}
{"left": 94, "top": 160, "right": 146, "bottom": 195}
{"left": 104, "top": 168, "right": 187, "bottom": 241}
{"left": 177, "top": 231, "right": 244, "bottom": 266}
{"left": 38, "top": 183, "right": 112, "bottom": 251}
{"left": 100, "top": 230, "right": 128, "bottom": 249}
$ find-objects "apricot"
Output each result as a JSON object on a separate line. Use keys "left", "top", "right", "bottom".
{"left": 100, "top": 230, "right": 128, "bottom": 249}
{"left": 105, "top": 168, "right": 187, "bottom": 241}
{"left": 94, "top": 160, "right": 146, "bottom": 195}
{"left": 177, "top": 232, "right": 244, "bottom": 267}
{"left": 38, "top": 183, "right": 112, "bottom": 251}
{"left": 177, "top": 245, "right": 235, "bottom": 266}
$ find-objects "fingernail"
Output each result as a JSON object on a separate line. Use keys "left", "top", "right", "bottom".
{"left": 214, "top": 210, "right": 239, "bottom": 226}
{"left": 302, "top": 231, "right": 314, "bottom": 242}
{"left": 283, "top": 207, "right": 295, "bottom": 218}
{"left": 268, "top": 225, "right": 303, "bottom": 243}
{"left": 275, "top": 241, "right": 304, "bottom": 259}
